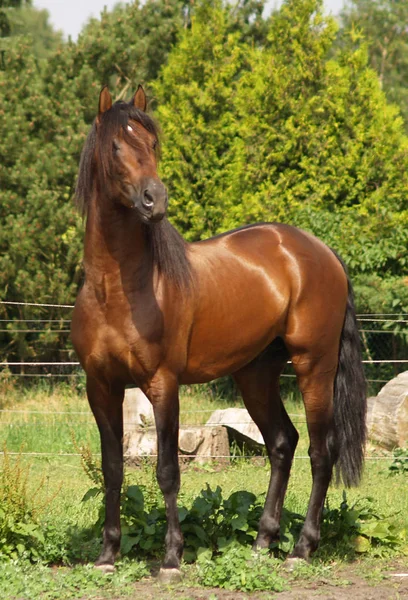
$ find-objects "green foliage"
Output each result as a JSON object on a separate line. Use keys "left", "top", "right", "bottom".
{"left": 80, "top": 476, "right": 406, "bottom": 567}
{"left": 321, "top": 491, "right": 405, "bottom": 556}
{"left": 388, "top": 448, "right": 408, "bottom": 477}
{"left": 0, "top": 446, "right": 47, "bottom": 560}
{"left": 339, "top": 0, "right": 408, "bottom": 129}
{"left": 81, "top": 478, "right": 303, "bottom": 562}
{"left": 0, "top": 0, "right": 28, "bottom": 38}
{"left": 0, "top": 559, "right": 148, "bottom": 600}
{"left": 195, "top": 543, "right": 286, "bottom": 592}
{"left": 75, "top": 0, "right": 188, "bottom": 94}
{"left": 154, "top": 0, "right": 253, "bottom": 240}
{"left": 0, "top": 36, "right": 86, "bottom": 364}
{"left": 6, "top": 2, "right": 63, "bottom": 58}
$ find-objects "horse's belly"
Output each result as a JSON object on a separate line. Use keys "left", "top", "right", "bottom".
{"left": 181, "top": 309, "right": 282, "bottom": 384}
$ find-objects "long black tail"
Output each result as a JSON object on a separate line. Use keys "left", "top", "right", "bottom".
{"left": 332, "top": 253, "right": 367, "bottom": 487}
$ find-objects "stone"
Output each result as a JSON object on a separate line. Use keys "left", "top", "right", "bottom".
{"left": 158, "top": 567, "right": 182, "bottom": 584}
{"left": 123, "top": 387, "right": 154, "bottom": 428}
{"left": 206, "top": 408, "right": 265, "bottom": 450}
{"left": 367, "top": 371, "right": 408, "bottom": 449}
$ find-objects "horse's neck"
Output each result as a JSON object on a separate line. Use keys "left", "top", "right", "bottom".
{"left": 83, "top": 192, "right": 147, "bottom": 285}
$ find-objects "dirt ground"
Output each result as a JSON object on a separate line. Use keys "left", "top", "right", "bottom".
{"left": 119, "top": 559, "right": 408, "bottom": 600}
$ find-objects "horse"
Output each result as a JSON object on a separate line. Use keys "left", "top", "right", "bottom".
{"left": 71, "top": 85, "right": 366, "bottom": 582}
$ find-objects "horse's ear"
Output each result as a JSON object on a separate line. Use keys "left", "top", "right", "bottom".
{"left": 98, "top": 85, "right": 112, "bottom": 115}
{"left": 132, "top": 85, "right": 147, "bottom": 112}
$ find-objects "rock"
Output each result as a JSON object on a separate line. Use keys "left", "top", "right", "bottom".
{"left": 367, "top": 371, "right": 408, "bottom": 449}
{"left": 123, "top": 387, "right": 154, "bottom": 428}
{"left": 123, "top": 389, "right": 230, "bottom": 464}
{"left": 206, "top": 408, "right": 264, "bottom": 450}
{"left": 158, "top": 567, "right": 182, "bottom": 584}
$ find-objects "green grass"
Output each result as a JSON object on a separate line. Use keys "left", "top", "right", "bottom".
{"left": 0, "top": 383, "right": 407, "bottom": 598}
{"left": 0, "top": 560, "right": 149, "bottom": 600}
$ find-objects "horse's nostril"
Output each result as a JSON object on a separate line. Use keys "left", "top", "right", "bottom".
{"left": 143, "top": 190, "right": 154, "bottom": 209}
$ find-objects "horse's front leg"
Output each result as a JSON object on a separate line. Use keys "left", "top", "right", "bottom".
{"left": 148, "top": 374, "right": 183, "bottom": 583}
{"left": 87, "top": 377, "right": 124, "bottom": 571}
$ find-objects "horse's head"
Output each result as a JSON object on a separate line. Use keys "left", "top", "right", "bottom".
{"left": 77, "top": 85, "right": 167, "bottom": 223}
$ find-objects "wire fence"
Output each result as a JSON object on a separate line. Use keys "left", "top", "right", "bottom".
{"left": 0, "top": 301, "right": 407, "bottom": 462}
{"left": 0, "top": 300, "right": 408, "bottom": 389}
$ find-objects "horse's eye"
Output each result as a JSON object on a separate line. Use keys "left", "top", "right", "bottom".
{"left": 127, "top": 124, "right": 133, "bottom": 132}
{"left": 152, "top": 139, "right": 158, "bottom": 150}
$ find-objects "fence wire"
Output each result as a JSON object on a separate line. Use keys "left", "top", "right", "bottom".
{"left": 0, "top": 305, "right": 407, "bottom": 387}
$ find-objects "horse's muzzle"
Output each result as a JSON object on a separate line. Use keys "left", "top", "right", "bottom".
{"left": 133, "top": 179, "right": 168, "bottom": 222}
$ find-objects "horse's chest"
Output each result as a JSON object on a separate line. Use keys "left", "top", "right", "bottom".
{"left": 73, "top": 296, "right": 163, "bottom": 383}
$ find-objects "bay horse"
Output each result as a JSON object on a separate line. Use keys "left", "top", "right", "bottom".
{"left": 71, "top": 85, "right": 366, "bottom": 581}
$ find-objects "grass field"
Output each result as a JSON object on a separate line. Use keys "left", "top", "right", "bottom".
{"left": 0, "top": 381, "right": 407, "bottom": 599}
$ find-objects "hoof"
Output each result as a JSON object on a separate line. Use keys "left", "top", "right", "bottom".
{"left": 95, "top": 563, "right": 115, "bottom": 574}
{"left": 158, "top": 567, "right": 182, "bottom": 585}
{"left": 284, "top": 557, "right": 307, "bottom": 572}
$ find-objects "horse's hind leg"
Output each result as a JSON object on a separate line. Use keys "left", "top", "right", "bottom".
{"left": 86, "top": 377, "right": 125, "bottom": 570}
{"left": 290, "top": 355, "right": 338, "bottom": 560}
{"left": 233, "top": 349, "right": 299, "bottom": 549}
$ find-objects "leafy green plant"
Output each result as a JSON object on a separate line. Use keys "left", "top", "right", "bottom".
{"left": 81, "top": 468, "right": 407, "bottom": 566}
{"left": 195, "top": 543, "right": 286, "bottom": 592}
{"left": 321, "top": 491, "right": 405, "bottom": 556}
{"left": 81, "top": 477, "right": 303, "bottom": 562}
{"left": 388, "top": 448, "right": 408, "bottom": 476}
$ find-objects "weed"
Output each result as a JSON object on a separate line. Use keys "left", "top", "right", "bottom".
{"left": 0, "top": 445, "right": 59, "bottom": 560}
{"left": 388, "top": 448, "right": 408, "bottom": 476}
{"left": 320, "top": 491, "right": 406, "bottom": 557}
{"left": 72, "top": 435, "right": 104, "bottom": 490}
{"left": 0, "top": 366, "right": 15, "bottom": 400}
{"left": 286, "top": 560, "right": 351, "bottom": 587}
{"left": 195, "top": 543, "right": 286, "bottom": 592}
{"left": 0, "top": 558, "right": 148, "bottom": 600}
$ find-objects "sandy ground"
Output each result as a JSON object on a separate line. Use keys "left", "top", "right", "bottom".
{"left": 109, "top": 559, "right": 408, "bottom": 600}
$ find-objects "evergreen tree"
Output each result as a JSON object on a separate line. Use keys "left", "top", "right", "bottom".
{"left": 0, "top": 38, "right": 85, "bottom": 363}
{"left": 339, "top": 0, "right": 408, "bottom": 128}
{"left": 7, "top": 2, "right": 63, "bottom": 58}
{"left": 75, "top": 0, "right": 189, "bottom": 97}
{"left": 154, "top": 0, "right": 252, "bottom": 239}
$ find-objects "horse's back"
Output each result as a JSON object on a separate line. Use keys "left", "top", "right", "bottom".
{"left": 191, "top": 222, "right": 346, "bottom": 310}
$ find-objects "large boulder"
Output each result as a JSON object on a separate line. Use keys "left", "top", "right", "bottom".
{"left": 367, "top": 371, "right": 408, "bottom": 450}
{"left": 206, "top": 408, "right": 264, "bottom": 451}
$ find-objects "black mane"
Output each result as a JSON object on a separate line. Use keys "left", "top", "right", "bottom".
{"left": 75, "top": 98, "right": 192, "bottom": 292}
{"left": 143, "top": 218, "right": 193, "bottom": 291}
